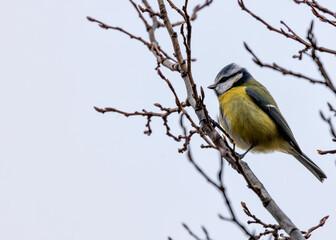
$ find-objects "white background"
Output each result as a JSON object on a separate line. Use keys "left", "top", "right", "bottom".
{"left": 1, "top": 0, "right": 336, "bottom": 239}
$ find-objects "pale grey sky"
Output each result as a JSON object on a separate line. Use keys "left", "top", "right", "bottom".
{"left": 1, "top": 0, "right": 336, "bottom": 239}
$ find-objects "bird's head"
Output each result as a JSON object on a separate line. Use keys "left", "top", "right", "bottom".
{"left": 208, "top": 63, "right": 251, "bottom": 96}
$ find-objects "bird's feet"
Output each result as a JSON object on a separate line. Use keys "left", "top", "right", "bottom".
{"left": 237, "top": 144, "right": 255, "bottom": 159}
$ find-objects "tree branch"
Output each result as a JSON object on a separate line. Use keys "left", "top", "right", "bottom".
{"left": 88, "top": 1, "right": 324, "bottom": 239}
{"left": 238, "top": 0, "right": 336, "bottom": 55}
{"left": 244, "top": 42, "right": 326, "bottom": 85}
{"left": 294, "top": 0, "right": 336, "bottom": 27}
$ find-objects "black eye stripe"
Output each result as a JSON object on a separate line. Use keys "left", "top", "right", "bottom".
{"left": 218, "top": 72, "right": 239, "bottom": 83}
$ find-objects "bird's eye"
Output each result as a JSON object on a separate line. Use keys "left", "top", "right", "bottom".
{"left": 218, "top": 76, "right": 228, "bottom": 83}
{"left": 218, "top": 72, "right": 239, "bottom": 83}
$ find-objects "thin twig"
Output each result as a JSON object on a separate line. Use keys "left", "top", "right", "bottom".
{"left": 306, "top": 21, "right": 336, "bottom": 93}
{"left": 317, "top": 149, "right": 336, "bottom": 155}
{"left": 170, "top": 0, "right": 213, "bottom": 27}
{"left": 87, "top": 16, "right": 151, "bottom": 48}
{"left": 244, "top": 42, "right": 327, "bottom": 85}
{"left": 320, "top": 111, "right": 336, "bottom": 138}
{"left": 238, "top": 0, "right": 336, "bottom": 55}
{"left": 294, "top": 0, "right": 336, "bottom": 27}
{"left": 302, "top": 215, "right": 329, "bottom": 239}
{"left": 182, "top": 223, "right": 202, "bottom": 240}
{"left": 94, "top": 104, "right": 185, "bottom": 140}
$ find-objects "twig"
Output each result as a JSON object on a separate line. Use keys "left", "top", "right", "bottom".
{"left": 182, "top": 224, "right": 213, "bottom": 240}
{"left": 317, "top": 149, "right": 336, "bottom": 155}
{"left": 186, "top": 150, "right": 255, "bottom": 239}
{"left": 294, "top": 0, "right": 336, "bottom": 27}
{"left": 170, "top": 0, "right": 213, "bottom": 27}
{"left": 306, "top": 21, "right": 336, "bottom": 93}
{"left": 181, "top": 126, "right": 255, "bottom": 238}
{"left": 182, "top": 1, "right": 193, "bottom": 89}
{"left": 238, "top": 0, "right": 336, "bottom": 55}
{"left": 94, "top": 104, "right": 185, "bottom": 140}
{"left": 244, "top": 42, "right": 333, "bottom": 87}
{"left": 157, "top": 69, "right": 183, "bottom": 109}
{"left": 319, "top": 111, "right": 336, "bottom": 138}
{"left": 302, "top": 215, "right": 329, "bottom": 239}
{"left": 327, "top": 102, "right": 336, "bottom": 116}
{"left": 242, "top": 202, "right": 278, "bottom": 229}
{"left": 178, "top": 113, "right": 198, "bottom": 153}
{"left": 157, "top": 69, "right": 216, "bottom": 150}
{"left": 182, "top": 223, "right": 202, "bottom": 240}
{"left": 87, "top": 16, "right": 151, "bottom": 48}
{"left": 129, "top": 0, "right": 151, "bottom": 30}
{"left": 217, "top": 158, "right": 255, "bottom": 238}
{"left": 294, "top": 0, "right": 336, "bottom": 18}
{"left": 242, "top": 202, "right": 283, "bottom": 239}
{"left": 201, "top": 226, "right": 212, "bottom": 240}
{"left": 158, "top": 0, "right": 199, "bottom": 108}
{"left": 167, "top": 0, "right": 185, "bottom": 19}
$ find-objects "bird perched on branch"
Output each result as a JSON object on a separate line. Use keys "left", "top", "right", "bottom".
{"left": 208, "top": 63, "right": 327, "bottom": 182}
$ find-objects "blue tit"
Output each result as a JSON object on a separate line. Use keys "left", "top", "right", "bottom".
{"left": 208, "top": 63, "right": 327, "bottom": 182}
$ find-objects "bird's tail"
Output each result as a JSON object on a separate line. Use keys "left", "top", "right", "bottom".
{"left": 292, "top": 152, "right": 327, "bottom": 182}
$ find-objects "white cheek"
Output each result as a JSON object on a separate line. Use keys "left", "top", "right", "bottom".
{"left": 216, "top": 78, "right": 235, "bottom": 94}
{"left": 215, "top": 73, "right": 243, "bottom": 95}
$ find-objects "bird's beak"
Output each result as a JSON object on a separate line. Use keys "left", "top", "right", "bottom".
{"left": 207, "top": 83, "right": 216, "bottom": 89}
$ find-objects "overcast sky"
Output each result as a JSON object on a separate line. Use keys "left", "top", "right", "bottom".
{"left": 1, "top": 0, "right": 336, "bottom": 239}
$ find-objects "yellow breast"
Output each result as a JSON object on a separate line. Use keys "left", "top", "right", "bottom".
{"left": 218, "top": 86, "right": 284, "bottom": 152}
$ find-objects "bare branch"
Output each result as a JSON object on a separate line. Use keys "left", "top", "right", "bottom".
{"left": 94, "top": 104, "right": 186, "bottom": 140}
{"left": 319, "top": 111, "right": 336, "bottom": 138}
{"left": 89, "top": 1, "right": 322, "bottom": 239}
{"left": 191, "top": 0, "right": 214, "bottom": 21}
{"left": 201, "top": 226, "right": 212, "bottom": 240}
{"left": 129, "top": 0, "right": 151, "bottom": 30}
{"left": 87, "top": 16, "right": 152, "bottom": 48}
{"left": 295, "top": 0, "right": 336, "bottom": 18}
{"left": 302, "top": 215, "right": 329, "bottom": 239}
{"left": 138, "top": 4, "right": 161, "bottom": 18}
{"left": 167, "top": 0, "right": 185, "bottom": 19}
{"left": 182, "top": 2, "right": 194, "bottom": 93}
{"left": 327, "top": 102, "right": 336, "bottom": 116}
{"left": 157, "top": 68, "right": 216, "bottom": 150}
{"left": 157, "top": 68, "right": 184, "bottom": 109}
{"left": 244, "top": 42, "right": 336, "bottom": 92}
{"left": 186, "top": 146, "right": 219, "bottom": 189}
{"left": 317, "top": 149, "right": 336, "bottom": 155}
{"left": 294, "top": 0, "right": 336, "bottom": 27}
{"left": 242, "top": 202, "right": 278, "bottom": 229}
{"left": 160, "top": 2, "right": 316, "bottom": 238}
{"left": 237, "top": 161, "right": 306, "bottom": 240}
{"left": 170, "top": 0, "right": 214, "bottom": 27}
{"left": 182, "top": 140, "right": 254, "bottom": 238}
{"left": 241, "top": 202, "right": 328, "bottom": 239}
{"left": 241, "top": 202, "right": 282, "bottom": 239}
{"left": 182, "top": 223, "right": 202, "bottom": 240}
{"left": 216, "top": 159, "right": 254, "bottom": 238}
{"left": 238, "top": 0, "right": 336, "bottom": 55}
{"left": 88, "top": 9, "right": 179, "bottom": 72}
{"left": 185, "top": 150, "right": 255, "bottom": 239}
{"left": 158, "top": 0, "right": 199, "bottom": 107}
{"left": 306, "top": 21, "right": 336, "bottom": 93}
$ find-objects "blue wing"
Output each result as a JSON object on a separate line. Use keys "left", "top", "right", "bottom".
{"left": 245, "top": 87, "right": 302, "bottom": 154}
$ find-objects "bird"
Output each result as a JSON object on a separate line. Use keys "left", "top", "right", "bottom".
{"left": 207, "top": 63, "right": 327, "bottom": 182}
